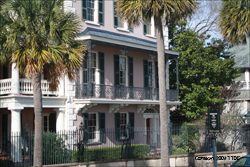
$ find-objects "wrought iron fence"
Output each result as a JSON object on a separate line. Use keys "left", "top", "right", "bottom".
{"left": 75, "top": 84, "right": 178, "bottom": 101}
{"left": 1, "top": 123, "right": 249, "bottom": 166}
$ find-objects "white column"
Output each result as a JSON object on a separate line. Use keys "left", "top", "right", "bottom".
{"left": 54, "top": 108, "right": 65, "bottom": 132}
{"left": 245, "top": 69, "right": 249, "bottom": 89}
{"left": 11, "top": 63, "right": 19, "bottom": 94}
{"left": 94, "top": 0, "right": 98, "bottom": 23}
{"left": 151, "top": 17, "right": 155, "bottom": 36}
{"left": 10, "top": 108, "right": 23, "bottom": 162}
{"left": 58, "top": 76, "right": 65, "bottom": 96}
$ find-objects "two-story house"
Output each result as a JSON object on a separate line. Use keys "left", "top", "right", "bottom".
{"left": 0, "top": 0, "right": 180, "bottom": 146}
{"left": 224, "top": 34, "right": 250, "bottom": 115}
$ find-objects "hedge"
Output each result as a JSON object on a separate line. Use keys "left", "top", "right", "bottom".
{"left": 73, "top": 144, "right": 150, "bottom": 162}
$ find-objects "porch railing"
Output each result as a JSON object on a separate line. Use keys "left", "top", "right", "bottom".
{"left": 0, "top": 79, "right": 11, "bottom": 95}
{"left": 0, "top": 78, "right": 59, "bottom": 96}
{"left": 76, "top": 84, "right": 178, "bottom": 101}
{"left": 19, "top": 79, "right": 58, "bottom": 95}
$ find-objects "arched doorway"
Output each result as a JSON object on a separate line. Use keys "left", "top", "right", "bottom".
{"left": 143, "top": 108, "right": 160, "bottom": 146}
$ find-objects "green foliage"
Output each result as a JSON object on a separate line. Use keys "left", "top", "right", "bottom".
{"left": 27, "top": 132, "right": 71, "bottom": 165}
{"left": 216, "top": 141, "right": 227, "bottom": 152}
{"left": 42, "top": 132, "right": 71, "bottom": 165}
{"left": 171, "top": 122, "right": 199, "bottom": 154}
{"left": 73, "top": 144, "right": 150, "bottom": 162}
{"left": 170, "top": 22, "right": 239, "bottom": 118}
{"left": 219, "top": 0, "right": 250, "bottom": 43}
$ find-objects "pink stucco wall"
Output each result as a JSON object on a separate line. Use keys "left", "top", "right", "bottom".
{"left": 79, "top": 45, "right": 157, "bottom": 88}
{"left": 74, "top": 104, "right": 144, "bottom": 129}
{"left": 72, "top": 0, "right": 156, "bottom": 42}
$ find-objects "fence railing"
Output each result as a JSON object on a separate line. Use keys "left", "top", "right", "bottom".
{"left": 19, "top": 79, "right": 58, "bottom": 95}
{"left": 0, "top": 79, "right": 11, "bottom": 95}
{"left": 1, "top": 124, "right": 248, "bottom": 167}
{"left": 75, "top": 84, "right": 178, "bottom": 101}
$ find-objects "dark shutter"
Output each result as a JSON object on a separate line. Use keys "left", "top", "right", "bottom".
{"left": 114, "top": 55, "right": 120, "bottom": 86}
{"left": 82, "top": 56, "right": 88, "bottom": 84}
{"left": 49, "top": 113, "right": 56, "bottom": 132}
{"left": 83, "top": 113, "right": 89, "bottom": 142}
{"left": 99, "top": 52, "right": 105, "bottom": 84}
{"left": 113, "top": 1, "right": 118, "bottom": 27}
{"left": 144, "top": 59, "right": 149, "bottom": 87}
{"left": 82, "top": 0, "right": 87, "bottom": 20}
{"left": 115, "top": 112, "right": 120, "bottom": 140}
{"left": 143, "top": 23, "right": 147, "bottom": 34}
{"left": 128, "top": 57, "right": 133, "bottom": 87}
{"left": 99, "top": 112, "right": 106, "bottom": 143}
{"left": 129, "top": 112, "right": 134, "bottom": 139}
{"left": 98, "top": 0, "right": 103, "bottom": 25}
{"left": 155, "top": 61, "right": 159, "bottom": 88}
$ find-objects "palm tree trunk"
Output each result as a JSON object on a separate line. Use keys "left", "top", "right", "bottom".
{"left": 154, "top": 16, "right": 170, "bottom": 167}
{"left": 33, "top": 72, "right": 43, "bottom": 167}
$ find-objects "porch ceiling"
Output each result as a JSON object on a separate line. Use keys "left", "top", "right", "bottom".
{"left": 76, "top": 27, "right": 179, "bottom": 56}
{"left": 0, "top": 95, "right": 66, "bottom": 109}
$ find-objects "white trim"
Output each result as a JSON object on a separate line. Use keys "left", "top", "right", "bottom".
{"left": 117, "top": 27, "right": 130, "bottom": 33}
{"left": 145, "top": 34, "right": 156, "bottom": 39}
{"left": 86, "top": 21, "right": 100, "bottom": 26}
{"left": 75, "top": 35, "right": 180, "bottom": 56}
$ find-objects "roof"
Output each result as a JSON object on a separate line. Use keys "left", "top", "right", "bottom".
{"left": 80, "top": 27, "right": 157, "bottom": 48}
{"left": 225, "top": 36, "right": 250, "bottom": 68}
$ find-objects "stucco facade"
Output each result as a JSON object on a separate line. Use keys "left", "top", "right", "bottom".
{"left": 0, "top": 0, "right": 180, "bottom": 153}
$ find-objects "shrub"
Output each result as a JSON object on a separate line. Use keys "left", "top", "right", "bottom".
{"left": 73, "top": 144, "right": 150, "bottom": 162}
{"left": 216, "top": 141, "right": 227, "bottom": 152}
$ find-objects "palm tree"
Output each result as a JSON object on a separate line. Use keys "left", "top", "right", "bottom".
{"left": 219, "top": 0, "right": 250, "bottom": 43}
{"left": 116, "top": 0, "right": 196, "bottom": 166}
{"left": 0, "top": 0, "right": 85, "bottom": 166}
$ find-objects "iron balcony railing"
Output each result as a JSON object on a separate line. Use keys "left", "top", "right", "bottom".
{"left": 75, "top": 84, "right": 178, "bottom": 101}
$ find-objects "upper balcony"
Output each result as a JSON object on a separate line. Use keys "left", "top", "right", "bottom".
{"left": 75, "top": 84, "right": 178, "bottom": 101}
{"left": 0, "top": 78, "right": 58, "bottom": 96}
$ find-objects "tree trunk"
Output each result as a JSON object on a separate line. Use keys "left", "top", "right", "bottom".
{"left": 33, "top": 72, "right": 43, "bottom": 167}
{"left": 154, "top": 16, "right": 170, "bottom": 167}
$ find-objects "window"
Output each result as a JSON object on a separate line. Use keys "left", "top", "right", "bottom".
{"left": 43, "top": 113, "right": 56, "bottom": 132}
{"left": 115, "top": 112, "right": 134, "bottom": 140}
{"left": 82, "top": 0, "right": 103, "bottom": 25}
{"left": 143, "top": 20, "right": 152, "bottom": 35}
{"left": 83, "top": 112, "right": 106, "bottom": 143}
{"left": 143, "top": 17, "right": 155, "bottom": 36}
{"left": 120, "top": 113, "right": 128, "bottom": 139}
{"left": 113, "top": 0, "right": 132, "bottom": 31}
{"left": 88, "top": 113, "right": 97, "bottom": 140}
{"left": 82, "top": 52, "right": 97, "bottom": 83}
{"left": 143, "top": 60, "right": 153, "bottom": 88}
{"left": 114, "top": 55, "right": 126, "bottom": 86}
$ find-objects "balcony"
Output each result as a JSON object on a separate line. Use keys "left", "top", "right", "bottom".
{"left": 0, "top": 78, "right": 58, "bottom": 96}
{"left": 75, "top": 84, "right": 178, "bottom": 101}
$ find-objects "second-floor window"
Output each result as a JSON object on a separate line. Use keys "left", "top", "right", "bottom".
{"left": 113, "top": 0, "right": 132, "bottom": 31}
{"left": 83, "top": 52, "right": 96, "bottom": 83}
{"left": 83, "top": 52, "right": 105, "bottom": 84}
{"left": 143, "top": 17, "right": 155, "bottom": 37}
{"left": 144, "top": 60, "right": 153, "bottom": 88}
{"left": 114, "top": 54, "right": 126, "bottom": 86}
{"left": 82, "top": 0, "right": 103, "bottom": 25}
